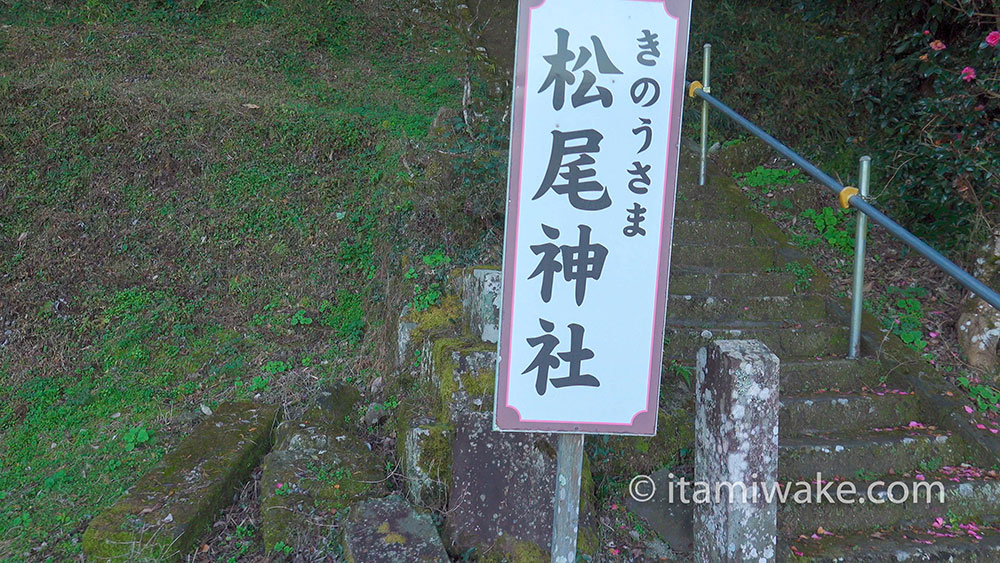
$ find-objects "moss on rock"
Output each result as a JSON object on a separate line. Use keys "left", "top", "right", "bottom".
{"left": 259, "top": 416, "right": 386, "bottom": 551}
{"left": 82, "top": 403, "right": 279, "bottom": 562}
{"left": 430, "top": 337, "right": 497, "bottom": 423}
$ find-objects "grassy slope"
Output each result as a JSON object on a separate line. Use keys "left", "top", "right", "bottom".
{"left": 0, "top": 1, "right": 466, "bottom": 559}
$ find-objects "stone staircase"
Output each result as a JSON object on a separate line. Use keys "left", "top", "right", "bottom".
{"left": 632, "top": 150, "right": 1000, "bottom": 560}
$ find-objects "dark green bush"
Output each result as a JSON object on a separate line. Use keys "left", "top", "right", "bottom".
{"left": 842, "top": 0, "right": 998, "bottom": 250}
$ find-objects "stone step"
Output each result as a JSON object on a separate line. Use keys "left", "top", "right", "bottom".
{"left": 779, "top": 428, "right": 980, "bottom": 480}
{"left": 625, "top": 468, "right": 1000, "bottom": 560}
{"left": 671, "top": 245, "right": 784, "bottom": 272}
{"left": 782, "top": 523, "right": 1000, "bottom": 561}
{"left": 780, "top": 393, "right": 922, "bottom": 436}
{"left": 675, "top": 197, "right": 744, "bottom": 220}
{"left": 668, "top": 271, "right": 800, "bottom": 298}
{"left": 83, "top": 403, "right": 279, "bottom": 561}
{"left": 779, "top": 478, "right": 1000, "bottom": 537}
{"left": 663, "top": 325, "right": 848, "bottom": 362}
{"left": 780, "top": 359, "right": 885, "bottom": 394}
{"left": 676, "top": 184, "right": 748, "bottom": 203}
{"left": 672, "top": 219, "right": 755, "bottom": 246}
{"left": 667, "top": 295, "right": 827, "bottom": 323}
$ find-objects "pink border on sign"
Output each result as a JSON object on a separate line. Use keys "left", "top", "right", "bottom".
{"left": 495, "top": 0, "right": 693, "bottom": 435}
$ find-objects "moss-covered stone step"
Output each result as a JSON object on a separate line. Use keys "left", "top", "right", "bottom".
{"left": 671, "top": 244, "right": 783, "bottom": 272}
{"left": 782, "top": 522, "right": 1000, "bottom": 561}
{"left": 82, "top": 402, "right": 279, "bottom": 562}
{"left": 669, "top": 271, "right": 801, "bottom": 297}
{"left": 259, "top": 404, "right": 385, "bottom": 552}
{"left": 779, "top": 479, "right": 1000, "bottom": 537}
{"left": 674, "top": 196, "right": 745, "bottom": 219}
{"left": 672, "top": 218, "right": 755, "bottom": 246}
{"left": 663, "top": 325, "right": 849, "bottom": 362}
{"left": 426, "top": 337, "right": 497, "bottom": 424}
{"left": 779, "top": 429, "right": 984, "bottom": 480}
{"left": 666, "top": 294, "right": 827, "bottom": 323}
{"left": 399, "top": 415, "right": 452, "bottom": 511}
{"left": 779, "top": 393, "right": 922, "bottom": 436}
{"left": 780, "top": 359, "right": 885, "bottom": 394}
{"left": 342, "top": 495, "right": 450, "bottom": 562}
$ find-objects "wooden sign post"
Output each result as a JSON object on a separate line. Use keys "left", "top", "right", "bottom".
{"left": 495, "top": 1, "right": 693, "bottom": 559}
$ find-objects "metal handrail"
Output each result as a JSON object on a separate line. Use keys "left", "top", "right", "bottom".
{"left": 687, "top": 44, "right": 1000, "bottom": 357}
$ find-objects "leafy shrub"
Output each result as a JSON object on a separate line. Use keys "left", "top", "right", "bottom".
{"left": 842, "top": 1, "right": 998, "bottom": 250}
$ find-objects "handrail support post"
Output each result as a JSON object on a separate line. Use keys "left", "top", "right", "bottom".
{"left": 848, "top": 156, "right": 871, "bottom": 359}
{"left": 699, "top": 43, "right": 711, "bottom": 186}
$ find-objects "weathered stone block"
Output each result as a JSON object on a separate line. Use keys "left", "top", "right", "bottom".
{"left": 458, "top": 267, "right": 501, "bottom": 344}
{"left": 315, "top": 382, "right": 362, "bottom": 430}
{"left": 82, "top": 402, "right": 279, "bottom": 562}
{"left": 342, "top": 495, "right": 449, "bottom": 563}
{"left": 442, "top": 411, "right": 598, "bottom": 560}
{"left": 627, "top": 468, "right": 695, "bottom": 554}
{"left": 428, "top": 337, "right": 497, "bottom": 424}
{"left": 402, "top": 417, "right": 453, "bottom": 510}
{"left": 694, "top": 340, "right": 779, "bottom": 562}
{"left": 260, "top": 411, "right": 385, "bottom": 551}
{"left": 396, "top": 295, "right": 463, "bottom": 371}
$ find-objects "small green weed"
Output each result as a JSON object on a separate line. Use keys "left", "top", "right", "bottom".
{"left": 122, "top": 426, "right": 151, "bottom": 452}
{"left": 235, "top": 375, "right": 270, "bottom": 397}
{"left": 289, "top": 310, "right": 313, "bottom": 326}
{"left": 411, "top": 283, "right": 442, "bottom": 312}
{"left": 319, "top": 290, "right": 366, "bottom": 346}
{"left": 735, "top": 166, "right": 806, "bottom": 194}
{"left": 422, "top": 249, "right": 452, "bottom": 268}
{"left": 918, "top": 457, "right": 944, "bottom": 473}
{"left": 667, "top": 362, "right": 693, "bottom": 388}
{"left": 273, "top": 541, "right": 294, "bottom": 555}
{"left": 800, "top": 207, "right": 854, "bottom": 255}
{"left": 262, "top": 361, "right": 291, "bottom": 375}
{"left": 956, "top": 377, "right": 1000, "bottom": 414}
{"left": 783, "top": 262, "right": 817, "bottom": 292}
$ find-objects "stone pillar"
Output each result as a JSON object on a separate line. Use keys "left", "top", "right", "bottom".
{"left": 694, "top": 340, "right": 779, "bottom": 562}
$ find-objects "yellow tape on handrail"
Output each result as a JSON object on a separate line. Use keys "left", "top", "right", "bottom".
{"left": 689, "top": 81, "right": 703, "bottom": 98}
{"left": 839, "top": 187, "right": 859, "bottom": 209}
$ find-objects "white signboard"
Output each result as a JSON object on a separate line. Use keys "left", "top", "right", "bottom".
{"left": 494, "top": 0, "right": 692, "bottom": 435}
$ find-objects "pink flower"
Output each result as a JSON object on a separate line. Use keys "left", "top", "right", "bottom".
{"left": 961, "top": 67, "right": 977, "bottom": 82}
{"left": 924, "top": 30, "right": 931, "bottom": 35}
{"left": 930, "top": 40, "right": 947, "bottom": 51}
{"left": 987, "top": 31, "right": 1000, "bottom": 47}
{"left": 965, "top": 405, "right": 975, "bottom": 414}
{"left": 929, "top": 331, "right": 939, "bottom": 338}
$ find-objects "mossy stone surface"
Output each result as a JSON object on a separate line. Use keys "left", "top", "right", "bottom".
{"left": 259, "top": 414, "right": 386, "bottom": 551}
{"left": 429, "top": 337, "right": 497, "bottom": 424}
{"left": 402, "top": 418, "right": 454, "bottom": 510}
{"left": 342, "top": 495, "right": 449, "bottom": 563}
{"left": 82, "top": 402, "right": 278, "bottom": 562}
